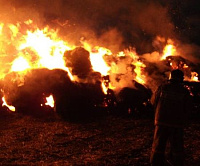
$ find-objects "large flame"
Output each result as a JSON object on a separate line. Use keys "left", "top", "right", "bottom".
{"left": 11, "top": 56, "right": 30, "bottom": 72}
{"left": 89, "top": 46, "right": 112, "bottom": 76}
{"left": 7, "top": 25, "right": 75, "bottom": 80}
{"left": 82, "top": 41, "right": 112, "bottom": 76}
{"left": 161, "top": 39, "right": 177, "bottom": 60}
{"left": 19, "top": 28, "right": 71, "bottom": 69}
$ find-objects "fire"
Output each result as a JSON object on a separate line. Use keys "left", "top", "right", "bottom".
{"left": 191, "top": 72, "right": 199, "bottom": 82}
{"left": 183, "top": 64, "right": 189, "bottom": 69}
{"left": 117, "top": 51, "right": 126, "bottom": 57}
{"left": 0, "top": 20, "right": 198, "bottom": 115}
{"left": 45, "top": 95, "right": 55, "bottom": 108}
{"left": 101, "top": 82, "right": 108, "bottom": 94}
{"left": 8, "top": 24, "right": 19, "bottom": 38}
{"left": 2, "top": 97, "right": 15, "bottom": 112}
{"left": 0, "top": 23, "right": 4, "bottom": 35}
{"left": 126, "top": 49, "right": 146, "bottom": 85}
{"left": 161, "top": 39, "right": 177, "bottom": 60}
{"left": 81, "top": 40, "right": 113, "bottom": 76}
{"left": 133, "top": 61, "right": 146, "bottom": 84}
{"left": 19, "top": 28, "right": 72, "bottom": 69}
{"left": 11, "top": 56, "right": 30, "bottom": 72}
{"left": 85, "top": 45, "right": 112, "bottom": 76}
{"left": 7, "top": 26, "right": 75, "bottom": 80}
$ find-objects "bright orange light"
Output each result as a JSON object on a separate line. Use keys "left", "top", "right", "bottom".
{"left": 16, "top": 27, "right": 75, "bottom": 80}
{"left": 133, "top": 61, "right": 146, "bottom": 84}
{"left": 117, "top": 51, "right": 125, "bottom": 57}
{"left": 108, "top": 83, "right": 116, "bottom": 90}
{"left": 101, "top": 82, "right": 108, "bottom": 94}
{"left": 0, "top": 23, "right": 4, "bottom": 35}
{"left": 183, "top": 64, "right": 189, "bottom": 68}
{"left": 11, "top": 57, "right": 30, "bottom": 72}
{"left": 126, "top": 50, "right": 146, "bottom": 85}
{"left": 2, "top": 97, "right": 15, "bottom": 112}
{"left": 161, "top": 44, "right": 176, "bottom": 60}
{"left": 8, "top": 24, "right": 19, "bottom": 38}
{"left": 89, "top": 46, "right": 112, "bottom": 76}
{"left": 19, "top": 29, "right": 70, "bottom": 68}
{"left": 191, "top": 72, "right": 199, "bottom": 82}
{"left": 45, "top": 95, "right": 55, "bottom": 108}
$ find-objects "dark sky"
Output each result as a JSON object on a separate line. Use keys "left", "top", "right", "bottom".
{"left": 0, "top": 0, "right": 200, "bottom": 54}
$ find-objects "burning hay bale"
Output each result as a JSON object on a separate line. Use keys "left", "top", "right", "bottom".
{"left": 63, "top": 47, "right": 93, "bottom": 79}
{"left": 55, "top": 80, "right": 105, "bottom": 121}
{"left": 116, "top": 81, "right": 152, "bottom": 116}
{"left": 2, "top": 67, "right": 105, "bottom": 120}
{"left": 2, "top": 68, "right": 73, "bottom": 116}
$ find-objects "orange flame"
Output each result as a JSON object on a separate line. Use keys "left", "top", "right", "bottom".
{"left": 161, "top": 39, "right": 177, "bottom": 60}
{"left": 191, "top": 72, "right": 199, "bottom": 82}
{"left": 45, "top": 95, "right": 55, "bottom": 108}
{"left": 127, "top": 50, "right": 146, "bottom": 85}
{"left": 11, "top": 56, "right": 30, "bottom": 72}
{"left": 161, "top": 44, "right": 176, "bottom": 60}
{"left": 89, "top": 47, "right": 112, "bottom": 76}
{"left": 82, "top": 42, "right": 112, "bottom": 76}
{"left": 2, "top": 97, "right": 15, "bottom": 112}
{"left": 133, "top": 61, "right": 146, "bottom": 84}
{"left": 8, "top": 26, "right": 75, "bottom": 80}
{"left": 1, "top": 21, "right": 196, "bottom": 109}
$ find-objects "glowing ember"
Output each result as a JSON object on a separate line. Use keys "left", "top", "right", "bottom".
{"left": 2, "top": 97, "right": 15, "bottom": 112}
{"left": 45, "top": 95, "right": 55, "bottom": 108}
{"left": 183, "top": 64, "right": 189, "bottom": 68}
{"left": 191, "top": 72, "right": 199, "bottom": 82}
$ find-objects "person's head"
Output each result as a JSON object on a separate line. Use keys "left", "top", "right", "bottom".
{"left": 169, "top": 69, "right": 184, "bottom": 82}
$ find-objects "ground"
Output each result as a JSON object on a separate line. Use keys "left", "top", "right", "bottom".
{"left": 0, "top": 111, "right": 199, "bottom": 165}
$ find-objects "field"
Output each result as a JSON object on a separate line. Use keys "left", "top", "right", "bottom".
{"left": 0, "top": 110, "right": 199, "bottom": 165}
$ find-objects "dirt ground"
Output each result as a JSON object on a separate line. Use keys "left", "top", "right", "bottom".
{"left": 0, "top": 110, "right": 199, "bottom": 166}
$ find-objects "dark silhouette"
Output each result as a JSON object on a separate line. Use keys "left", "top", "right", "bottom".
{"left": 150, "top": 69, "right": 193, "bottom": 166}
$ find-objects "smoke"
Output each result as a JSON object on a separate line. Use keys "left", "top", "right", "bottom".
{"left": 0, "top": 0, "right": 199, "bottom": 52}
{"left": 0, "top": 0, "right": 199, "bottom": 91}
{"left": 0, "top": 0, "right": 175, "bottom": 52}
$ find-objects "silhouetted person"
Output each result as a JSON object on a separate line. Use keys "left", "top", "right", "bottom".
{"left": 150, "top": 69, "right": 193, "bottom": 166}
